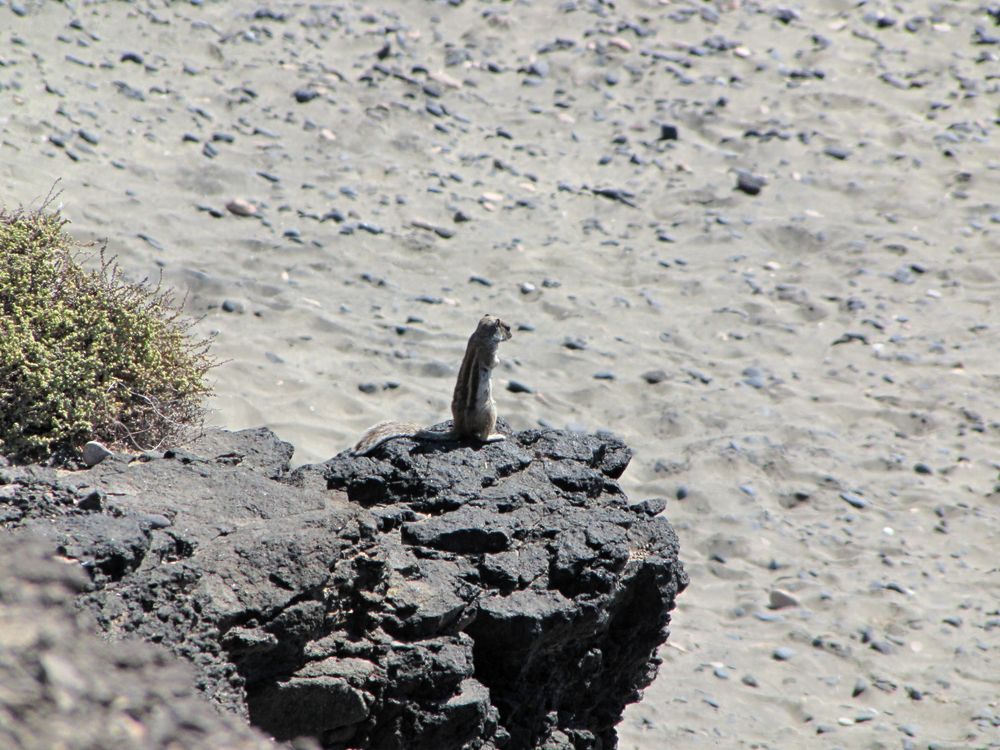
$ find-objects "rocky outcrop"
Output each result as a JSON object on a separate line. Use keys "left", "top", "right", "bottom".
{"left": 0, "top": 425, "right": 686, "bottom": 749}
{"left": 0, "top": 536, "right": 274, "bottom": 750}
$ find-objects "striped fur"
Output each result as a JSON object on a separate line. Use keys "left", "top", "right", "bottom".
{"left": 352, "top": 315, "right": 512, "bottom": 456}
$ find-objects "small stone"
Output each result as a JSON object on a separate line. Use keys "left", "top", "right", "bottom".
{"left": 713, "top": 665, "right": 729, "bottom": 679}
{"left": 840, "top": 491, "right": 868, "bottom": 509}
{"left": 82, "top": 441, "right": 113, "bottom": 467}
{"left": 658, "top": 124, "right": 679, "bottom": 141}
{"left": 642, "top": 369, "right": 668, "bottom": 384}
{"left": 507, "top": 380, "right": 535, "bottom": 394}
{"left": 121, "top": 51, "right": 144, "bottom": 64}
{"left": 736, "top": 172, "right": 766, "bottom": 195}
{"left": 562, "top": 337, "right": 587, "bottom": 351}
{"left": 221, "top": 299, "right": 245, "bottom": 313}
{"left": 913, "top": 463, "right": 932, "bottom": 474}
{"left": 592, "top": 371, "right": 615, "bottom": 380}
{"left": 754, "top": 611, "right": 783, "bottom": 623}
{"left": 676, "top": 485, "right": 688, "bottom": 500}
{"left": 852, "top": 677, "right": 868, "bottom": 697}
{"left": 772, "top": 646, "right": 795, "bottom": 661}
{"left": 741, "top": 674, "right": 759, "bottom": 687}
{"left": 358, "top": 382, "right": 378, "bottom": 394}
{"left": 742, "top": 367, "right": 766, "bottom": 388}
{"left": 77, "top": 489, "right": 104, "bottom": 511}
{"left": 226, "top": 198, "right": 258, "bottom": 217}
{"left": 824, "top": 145, "right": 851, "bottom": 160}
{"left": 78, "top": 129, "right": 99, "bottom": 145}
{"left": 293, "top": 87, "right": 319, "bottom": 103}
{"left": 769, "top": 589, "right": 799, "bottom": 609}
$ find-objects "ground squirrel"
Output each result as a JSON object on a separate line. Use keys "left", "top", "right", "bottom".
{"left": 351, "top": 314, "right": 513, "bottom": 456}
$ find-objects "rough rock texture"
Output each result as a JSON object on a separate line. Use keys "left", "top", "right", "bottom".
{"left": 0, "top": 536, "right": 274, "bottom": 750}
{"left": 0, "top": 426, "right": 686, "bottom": 749}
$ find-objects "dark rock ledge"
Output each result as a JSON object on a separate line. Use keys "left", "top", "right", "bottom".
{"left": 0, "top": 424, "right": 687, "bottom": 750}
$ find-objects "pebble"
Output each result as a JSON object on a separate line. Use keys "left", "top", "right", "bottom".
{"left": 77, "top": 489, "right": 104, "bottom": 511}
{"left": 82, "top": 441, "right": 113, "bottom": 467}
{"left": 137, "top": 233, "right": 163, "bottom": 251}
{"left": 293, "top": 87, "right": 319, "bottom": 103}
{"left": 642, "top": 369, "right": 668, "bottom": 384}
{"left": 852, "top": 677, "right": 868, "bottom": 697}
{"left": 772, "top": 647, "right": 795, "bottom": 661}
{"left": 658, "top": 124, "right": 679, "bottom": 141}
{"left": 824, "top": 145, "right": 851, "bottom": 160}
{"left": 754, "top": 611, "right": 783, "bottom": 623}
{"left": 840, "top": 491, "right": 868, "bottom": 509}
{"left": 78, "top": 129, "right": 99, "bottom": 145}
{"left": 736, "top": 172, "right": 766, "bottom": 195}
{"left": 113, "top": 80, "right": 145, "bottom": 101}
{"left": 593, "top": 371, "right": 615, "bottom": 381}
{"left": 769, "top": 589, "right": 799, "bottom": 609}
{"left": 741, "top": 674, "right": 758, "bottom": 687}
{"left": 563, "top": 337, "right": 587, "bottom": 351}
{"left": 226, "top": 198, "right": 258, "bottom": 217}
{"left": 358, "top": 382, "right": 378, "bottom": 394}
{"left": 221, "top": 299, "right": 245, "bottom": 313}
{"left": 742, "top": 367, "right": 766, "bottom": 389}
{"left": 506, "top": 380, "right": 534, "bottom": 394}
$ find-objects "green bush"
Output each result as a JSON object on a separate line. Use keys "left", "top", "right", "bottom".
{"left": 0, "top": 206, "right": 214, "bottom": 462}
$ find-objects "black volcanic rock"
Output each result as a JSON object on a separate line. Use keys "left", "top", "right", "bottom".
{"left": 0, "top": 425, "right": 686, "bottom": 749}
{"left": 0, "top": 536, "right": 274, "bottom": 750}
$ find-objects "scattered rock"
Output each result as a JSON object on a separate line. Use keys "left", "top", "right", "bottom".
{"left": 226, "top": 198, "right": 258, "bottom": 217}
{"left": 735, "top": 172, "right": 766, "bottom": 195}
{"left": 769, "top": 589, "right": 799, "bottom": 609}
{"left": 81, "top": 441, "right": 113, "bottom": 467}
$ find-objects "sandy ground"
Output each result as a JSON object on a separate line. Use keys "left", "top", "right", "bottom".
{"left": 3, "top": 0, "right": 1000, "bottom": 747}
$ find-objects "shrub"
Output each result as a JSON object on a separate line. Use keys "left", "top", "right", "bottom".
{"left": 0, "top": 205, "right": 214, "bottom": 462}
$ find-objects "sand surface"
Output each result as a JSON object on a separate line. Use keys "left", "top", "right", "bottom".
{"left": 3, "top": 0, "right": 1000, "bottom": 747}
